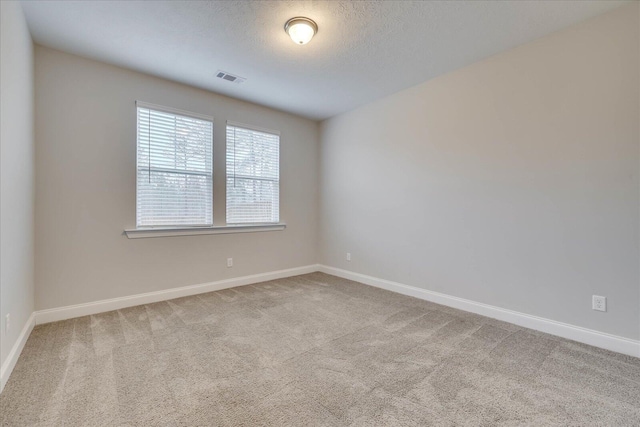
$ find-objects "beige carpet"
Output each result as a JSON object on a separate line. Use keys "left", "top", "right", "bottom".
{"left": 1, "top": 272, "right": 639, "bottom": 426}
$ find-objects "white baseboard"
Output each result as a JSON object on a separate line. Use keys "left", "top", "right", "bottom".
{"left": 319, "top": 265, "right": 640, "bottom": 358}
{"left": 1, "top": 312, "right": 35, "bottom": 393}
{"left": 3, "top": 262, "right": 636, "bottom": 396}
{"left": 35, "top": 264, "right": 320, "bottom": 325}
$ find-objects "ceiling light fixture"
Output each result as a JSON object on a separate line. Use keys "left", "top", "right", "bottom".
{"left": 284, "top": 17, "right": 317, "bottom": 45}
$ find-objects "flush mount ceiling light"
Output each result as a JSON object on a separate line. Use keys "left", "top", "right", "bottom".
{"left": 284, "top": 17, "right": 318, "bottom": 45}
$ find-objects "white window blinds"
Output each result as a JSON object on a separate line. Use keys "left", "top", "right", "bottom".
{"left": 136, "top": 103, "right": 213, "bottom": 227}
{"left": 226, "top": 123, "right": 280, "bottom": 224}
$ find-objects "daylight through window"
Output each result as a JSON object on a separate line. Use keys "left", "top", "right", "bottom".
{"left": 226, "top": 123, "right": 280, "bottom": 224}
{"left": 136, "top": 103, "right": 213, "bottom": 227}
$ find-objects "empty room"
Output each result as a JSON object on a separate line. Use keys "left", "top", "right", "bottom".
{"left": 1, "top": 0, "right": 639, "bottom": 425}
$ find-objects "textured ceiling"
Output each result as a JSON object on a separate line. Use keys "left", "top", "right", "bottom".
{"left": 21, "top": 0, "right": 629, "bottom": 120}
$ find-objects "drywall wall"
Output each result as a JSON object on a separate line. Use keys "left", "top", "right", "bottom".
{"left": 34, "top": 46, "right": 318, "bottom": 310}
{"left": 319, "top": 4, "right": 640, "bottom": 340}
{"left": 1, "top": 1, "right": 35, "bottom": 368}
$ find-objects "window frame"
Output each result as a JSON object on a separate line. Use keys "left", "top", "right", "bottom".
{"left": 135, "top": 101, "right": 214, "bottom": 228}
{"left": 126, "top": 105, "right": 286, "bottom": 239}
{"left": 225, "top": 120, "right": 281, "bottom": 225}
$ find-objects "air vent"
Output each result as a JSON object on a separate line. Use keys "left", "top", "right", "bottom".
{"left": 215, "top": 70, "right": 246, "bottom": 84}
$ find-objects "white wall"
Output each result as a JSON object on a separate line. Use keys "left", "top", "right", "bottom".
{"left": 0, "top": 1, "right": 35, "bottom": 369}
{"left": 34, "top": 46, "right": 319, "bottom": 311}
{"left": 319, "top": 4, "right": 640, "bottom": 340}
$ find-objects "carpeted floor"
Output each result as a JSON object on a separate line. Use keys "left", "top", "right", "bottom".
{"left": 1, "top": 273, "right": 639, "bottom": 426}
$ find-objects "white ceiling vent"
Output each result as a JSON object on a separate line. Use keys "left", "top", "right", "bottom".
{"left": 215, "top": 70, "right": 246, "bottom": 84}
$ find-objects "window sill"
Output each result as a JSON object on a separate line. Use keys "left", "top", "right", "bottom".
{"left": 124, "top": 223, "right": 286, "bottom": 239}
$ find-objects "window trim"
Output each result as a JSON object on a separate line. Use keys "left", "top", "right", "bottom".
{"left": 136, "top": 101, "right": 214, "bottom": 122}
{"left": 226, "top": 120, "right": 280, "bottom": 136}
{"left": 124, "top": 223, "right": 286, "bottom": 239}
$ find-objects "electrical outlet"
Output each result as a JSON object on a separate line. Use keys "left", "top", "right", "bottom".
{"left": 227, "top": 258, "right": 233, "bottom": 268}
{"left": 592, "top": 295, "right": 606, "bottom": 312}
{"left": 5, "top": 314, "right": 10, "bottom": 333}
{"left": 346, "top": 252, "right": 351, "bottom": 262}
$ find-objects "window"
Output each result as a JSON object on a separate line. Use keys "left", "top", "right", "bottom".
{"left": 136, "top": 102, "right": 213, "bottom": 227}
{"left": 226, "top": 122, "right": 280, "bottom": 224}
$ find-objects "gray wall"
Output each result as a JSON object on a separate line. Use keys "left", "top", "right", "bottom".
{"left": 34, "top": 46, "right": 319, "bottom": 311}
{"left": 319, "top": 5, "right": 640, "bottom": 340}
{"left": 1, "top": 1, "right": 35, "bottom": 367}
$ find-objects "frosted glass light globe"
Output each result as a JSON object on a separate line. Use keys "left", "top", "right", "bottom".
{"left": 285, "top": 17, "right": 318, "bottom": 45}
